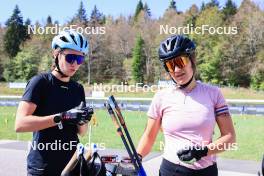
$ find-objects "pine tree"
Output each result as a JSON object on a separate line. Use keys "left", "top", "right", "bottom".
{"left": 134, "top": 0, "right": 144, "bottom": 20}
{"left": 132, "top": 35, "right": 146, "bottom": 83}
{"left": 206, "top": 0, "right": 220, "bottom": 8}
{"left": 46, "top": 15, "right": 52, "bottom": 26}
{"left": 90, "top": 5, "right": 104, "bottom": 25}
{"left": 76, "top": 1, "right": 88, "bottom": 24}
{"left": 168, "top": 0, "right": 177, "bottom": 11}
{"left": 25, "top": 18, "right": 31, "bottom": 26}
{"left": 201, "top": 1, "right": 206, "bottom": 11}
{"left": 24, "top": 18, "right": 31, "bottom": 40}
{"left": 4, "top": 5, "right": 28, "bottom": 57}
{"left": 143, "top": 3, "right": 151, "bottom": 17}
{"left": 222, "top": 0, "right": 237, "bottom": 20}
{"left": 5, "top": 5, "right": 23, "bottom": 26}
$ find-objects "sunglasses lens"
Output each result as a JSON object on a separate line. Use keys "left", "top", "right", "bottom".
{"left": 165, "top": 56, "right": 189, "bottom": 72}
{"left": 65, "top": 54, "right": 85, "bottom": 65}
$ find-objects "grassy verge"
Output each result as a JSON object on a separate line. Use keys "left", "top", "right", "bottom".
{"left": 0, "top": 107, "right": 163, "bottom": 151}
{"left": 0, "top": 106, "right": 263, "bottom": 161}
{"left": 1, "top": 82, "right": 264, "bottom": 99}
{"left": 214, "top": 115, "right": 264, "bottom": 161}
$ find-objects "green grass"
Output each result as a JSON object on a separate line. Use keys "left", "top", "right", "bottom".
{"left": 0, "top": 106, "right": 32, "bottom": 140}
{"left": 0, "top": 107, "right": 164, "bottom": 151}
{"left": 221, "top": 87, "right": 264, "bottom": 100}
{"left": 1, "top": 106, "right": 264, "bottom": 161}
{"left": 214, "top": 115, "right": 264, "bottom": 161}
{"left": 0, "top": 83, "right": 25, "bottom": 95}
{"left": 79, "top": 110, "right": 164, "bottom": 151}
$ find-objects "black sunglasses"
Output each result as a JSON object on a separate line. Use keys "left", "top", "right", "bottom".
{"left": 62, "top": 53, "right": 85, "bottom": 65}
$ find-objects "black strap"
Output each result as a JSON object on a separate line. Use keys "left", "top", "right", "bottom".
{"left": 55, "top": 57, "right": 69, "bottom": 78}
{"left": 169, "top": 74, "right": 194, "bottom": 89}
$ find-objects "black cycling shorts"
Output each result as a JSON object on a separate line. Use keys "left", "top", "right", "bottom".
{"left": 159, "top": 159, "right": 218, "bottom": 176}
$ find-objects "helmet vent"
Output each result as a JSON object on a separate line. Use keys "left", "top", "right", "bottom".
{"left": 170, "top": 38, "right": 176, "bottom": 51}
{"left": 85, "top": 41, "right": 88, "bottom": 48}
{"left": 79, "top": 34, "right": 83, "bottom": 48}
{"left": 162, "top": 44, "right": 168, "bottom": 52}
{"left": 70, "top": 34, "right": 77, "bottom": 45}
{"left": 60, "top": 36, "right": 69, "bottom": 43}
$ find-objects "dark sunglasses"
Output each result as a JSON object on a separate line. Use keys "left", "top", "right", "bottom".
{"left": 165, "top": 55, "right": 189, "bottom": 72}
{"left": 63, "top": 54, "right": 85, "bottom": 65}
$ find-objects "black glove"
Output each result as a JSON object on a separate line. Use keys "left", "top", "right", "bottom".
{"left": 177, "top": 146, "right": 208, "bottom": 164}
{"left": 60, "top": 102, "right": 93, "bottom": 125}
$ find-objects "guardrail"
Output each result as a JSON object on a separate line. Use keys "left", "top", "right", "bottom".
{"left": 1, "top": 96, "right": 264, "bottom": 115}
{"left": 1, "top": 95, "right": 264, "bottom": 103}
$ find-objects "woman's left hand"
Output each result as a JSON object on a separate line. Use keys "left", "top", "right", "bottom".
{"left": 177, "top": 146, "right": 208, "bottom": 164}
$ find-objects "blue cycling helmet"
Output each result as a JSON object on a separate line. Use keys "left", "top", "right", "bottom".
{"left": 52, "top": 30, "right": 89, "bottom": 55}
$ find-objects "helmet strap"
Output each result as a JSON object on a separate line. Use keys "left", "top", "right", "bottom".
{"left": 170, "top": 74, "right": 194, "bottom": 89}
{"left": 55, "top": 56, "right": 69, "bottom": 78}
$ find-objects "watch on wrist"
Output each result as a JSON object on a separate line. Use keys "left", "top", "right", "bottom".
{"left": 54, "top": 115, "right": 63, "bottom": 129}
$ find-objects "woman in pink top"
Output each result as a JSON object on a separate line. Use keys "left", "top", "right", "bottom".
{"left": 136, "top": 35, "right": 236, "bottom": 176}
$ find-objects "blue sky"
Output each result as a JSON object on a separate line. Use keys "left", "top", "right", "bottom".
{"left": 0, "top": 0, "right": 251, "bottom": 25}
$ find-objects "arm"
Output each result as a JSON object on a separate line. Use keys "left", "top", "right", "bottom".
{"left": 177, "top": 114, "right": 236, "bottom": 163}
{"left": 207, "top": 113, "right": 236, "bottom": 155}
{"left": 137, "top": 117, "right": 161, "bottom": 157}
{"left": 15, "top": 101, "right": 56, "bottom": 132}
{"left": 77, "top": 85, "right": 89, "bottom": 136}
{"left": 78, "top": 123, "right": 88, "bottom": 136}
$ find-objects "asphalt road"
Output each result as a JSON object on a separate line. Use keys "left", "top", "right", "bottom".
{"left": 0, "top": 140, "right": 262, "bottom": 176}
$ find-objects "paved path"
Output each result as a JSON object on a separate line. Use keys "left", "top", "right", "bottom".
{"left": 0, "top": 140, "right": 262, "bottom": 176}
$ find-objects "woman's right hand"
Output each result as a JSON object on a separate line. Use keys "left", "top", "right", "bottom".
{"left": 60, "top": 102, "right": 93, "bottom": 125}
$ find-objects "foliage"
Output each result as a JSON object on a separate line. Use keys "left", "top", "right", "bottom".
{"left": 3, "top": 5, "right": 29, "bottom": 58}
{"left": 168, "top": 0, "right": 177, "bottom": 11}
{"left": 222, "top": 0, "right": 237, "bottom": 20}
{"left": 0, "top": 0, "right": 263, "bottom": 89}
{"left": 90, "top": 5, "right": 104, "bottom": 25}
{"left": 134, "top": 0, "right": 144, "bottom": 20}
{"left": 143, "top": 3, "right": 151, "bottom": 17}
{"left": 3, "top": 46, "right": 39, "bottom": 81}
{"left": 132, "top": 35, "right": 146, "bottom": 83}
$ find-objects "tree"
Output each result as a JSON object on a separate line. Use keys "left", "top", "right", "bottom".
{"left": 46, "top": 15, "right": 52, "bottom": 26}
{"left": 143, "top": 3, "right": 151, "bottom": 17}
{"left": 220, "top": 0, "right": 264, "bottom": 87}
{"left": 201, "top": 1, "right": 206, "bottom": 11}
{"left": 222, "top": 0, "right": 237, "bottom": 20}
{"left": 3, "top": 5, "right": 29, "bottom": 57}
{"left": 206, "top": 0, "right": 220, "bottom": 9}
{"left": 0, "top": 26, "right": 8, "bottom": 81}
{"left": 3, "top": 46, "right": 40, "bottom": 81}
{"left": 193, "top": 7, "right": 224, "bottom": 84}
{"left": 168, "top": 0, "right": 177, "bottom": 11}
{"left": 132, "top": 35, "right": 146, "bottom": 83}
{"left": 75, "top": 1, "right": 88, "bottom": 25}
{"left": 105, "top": 16, "right": 136, "bottom": 82}
{"left": 134, "top": 0, "right": 144, "bottom": 20}
{"left": 25, "top": 18, "right": 31, "bottom": 26}
{"left": 185, "top": 4, "right": 199, "bottom": 26}
{"left": 90, "top": 5, "right": 104, "bottom": 25}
